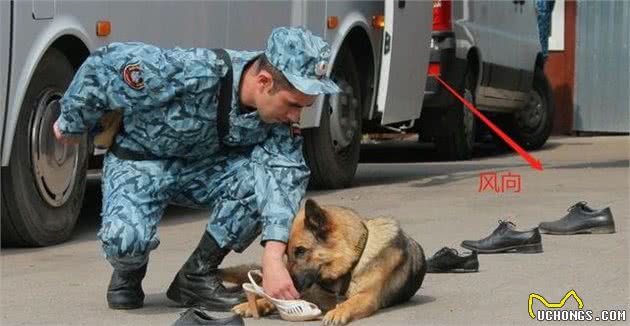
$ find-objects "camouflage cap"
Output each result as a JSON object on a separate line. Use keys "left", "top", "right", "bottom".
{"left": 264, "top": 26, "right": 341, "bottom": 95}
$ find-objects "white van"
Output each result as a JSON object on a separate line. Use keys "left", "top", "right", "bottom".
{"left": 420, "top": 0, "right": 554, "bottom": 159}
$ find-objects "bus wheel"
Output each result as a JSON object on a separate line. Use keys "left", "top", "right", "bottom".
{"left": 1, "top": 48, "right": 87, "bottom": 247}
{"left": 303, "top": 47, "right": 362, "bottom": 189}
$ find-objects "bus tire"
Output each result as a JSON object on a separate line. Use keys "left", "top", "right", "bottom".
{"left": 1, "top": 48, "right": 87, "bottom": 247}
{"left": 303, "top": 47, "right": 362, "bottom": 189}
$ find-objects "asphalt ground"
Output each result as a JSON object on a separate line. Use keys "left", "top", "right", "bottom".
{"left": 2, "top": 135, "right": 629, "bottom": 325}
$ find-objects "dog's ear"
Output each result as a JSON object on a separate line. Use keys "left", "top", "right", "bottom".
{"left": 304, "top": 199, "right": 330, "bottom": 241}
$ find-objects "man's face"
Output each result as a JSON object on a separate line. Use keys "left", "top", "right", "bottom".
{"left": 254, "top": 75, "right": 317, "bottom": 124}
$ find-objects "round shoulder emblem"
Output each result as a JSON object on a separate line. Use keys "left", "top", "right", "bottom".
{"left": 122, "top": 63, "right": 145, "bottom": 90}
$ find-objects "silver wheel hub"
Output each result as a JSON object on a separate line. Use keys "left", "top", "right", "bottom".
{"left": 328, "top": 80, "right": 359, "bottom": 153}
{"left": 30, "top": 90, "right": 80, "bottom": 207}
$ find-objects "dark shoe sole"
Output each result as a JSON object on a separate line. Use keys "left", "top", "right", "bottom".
{"left": 539, "top": 225, "right": 615, "bottom": 235}
{"left": 108, "top": 301, "right": 143, "bottom": 310}
{"left": 461, "top": 242, "right": 543, "bottom": 254}
{"left": 107, "top": 291, "right": 144, "bottom": 310}
{"left": 166, "top": 286, "right": 238, "bottom": 312}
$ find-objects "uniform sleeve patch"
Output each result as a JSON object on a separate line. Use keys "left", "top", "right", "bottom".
{"left": 122, "top": 63, "right": 145, "bottom": 90}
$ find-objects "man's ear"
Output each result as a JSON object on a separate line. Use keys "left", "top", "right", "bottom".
{"left": 256, "top": 70, "right": 274, "bottom": 92}
{"left": 304, "top": 199, "right": 330, "bottom": 241}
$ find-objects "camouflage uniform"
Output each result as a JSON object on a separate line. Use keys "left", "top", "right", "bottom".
{"left": 57, "top": 28, "right": 339, "bottom": 271}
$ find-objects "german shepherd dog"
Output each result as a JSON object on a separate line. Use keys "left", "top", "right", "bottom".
{"left": 232, "top": 199, "right": 427, "bottom": 325}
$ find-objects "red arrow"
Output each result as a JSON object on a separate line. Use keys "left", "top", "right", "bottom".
{"left": 433, "top": 75, "right": 543, "bottom": 171}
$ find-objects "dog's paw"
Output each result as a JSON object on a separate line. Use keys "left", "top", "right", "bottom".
{"left": 231, "top": 302, "right": 255, "bottom": 318}
{"left": 322, "top": 307, "right": 352, "bottom": 326}
{"left": 231, "top": 299, "right": 275, "bottom": 318}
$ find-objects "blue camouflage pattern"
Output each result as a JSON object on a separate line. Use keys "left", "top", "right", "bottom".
{"left": 58, "top": 42, "right": 270, "bottom": 157}
{"left": 58, "top": 42, "right": 311, "bottom": 271}
{"left": 535, "top": 0, "right": 555, "bottom": 60}
{"left": 265, "top": 27, "right": 341, "bottom": 95}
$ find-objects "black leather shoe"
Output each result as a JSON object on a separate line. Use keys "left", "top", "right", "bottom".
{"left": 539, "top": 201, "right": 615, "bottom": 235}
{"left": 167, "top": 232, "right": 246, "bottom": 311}
{"left": 171, "top": 308, "right": 244, "bottom": 326}
{"left": 461, "top": 220, "right": 543, "bottom": 253}
{"left": 107, "top": 264, "right": 147, "bottom": 309}
{"left": 427, "top": 247, "right": 479, "bottom": 273}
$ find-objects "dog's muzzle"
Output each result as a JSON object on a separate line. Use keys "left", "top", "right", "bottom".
{"left": 291, "top": 268, "right": 319, "bottom": 293}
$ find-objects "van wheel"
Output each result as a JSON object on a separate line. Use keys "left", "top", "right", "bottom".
{"left": 303, "top": 48, "right": 361, "bottom": 189}
{"left": 496, "top": 68, "right": 554, "bottom": 149}
{"left": 1, "top": 48, "right": 87, "bottom": 247}
{"left": 435, "top": 70, "right": 476, "bottom": 160}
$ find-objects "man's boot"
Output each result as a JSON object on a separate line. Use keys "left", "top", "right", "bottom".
{"left": 107, "top": 264, "right": 147, "bottom": 309}
{"left": 167, "top": 232, "right": 246, "bottom": 311}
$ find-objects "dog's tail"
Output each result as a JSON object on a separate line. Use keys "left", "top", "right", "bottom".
{"left": 218, "top": 264, "right": 261, "bottom": 285}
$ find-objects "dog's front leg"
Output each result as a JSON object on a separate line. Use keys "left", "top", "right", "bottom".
{"left": 323, "top": 293, "right": 378, "bottom": 326}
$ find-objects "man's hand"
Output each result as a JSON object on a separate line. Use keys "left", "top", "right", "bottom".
{"left": 262, "top": 241, "right": 300, "bottom": 300}
{"left": 53, "top": 119, "right": 81, "bottom": 145}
